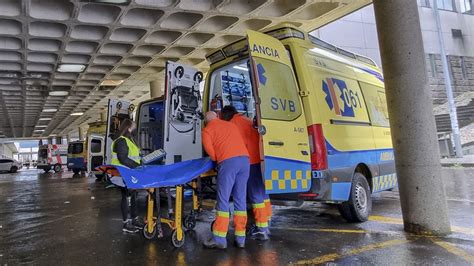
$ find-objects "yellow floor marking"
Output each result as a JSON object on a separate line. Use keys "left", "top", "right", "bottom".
{"left": 431, "top": 238, "right": 474, "bottom": 263}
{"left": 369, "top": 215, "right": 403, "bottom": 224}
{"left": 451, "top": 226, "right": 474, "bottom": 236}
{"left": 273, "top": 227, "right": 369, "bottom": 234}
{"left": 294, "top": 238, "right": 412, "bottom": 265}
{"left": 369, "top": 215, "right": 474, "bottom": 236}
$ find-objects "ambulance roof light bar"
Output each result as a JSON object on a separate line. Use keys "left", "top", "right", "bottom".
{"left": 308, "top": 35, "right": 377, "bottom": 67}
{"left": 206, "top": 27, "right": 305, "bottom": 64}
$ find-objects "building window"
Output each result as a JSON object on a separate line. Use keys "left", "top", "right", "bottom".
{"left": 429, "top": 54, "right": 438, "bottom": 78}
{"left": 460, "top": 0, "right": 473, "bottom": 14}
{"left": 420, "top": 0, "right": 431, "bottom": 7}
{"left": 460, "top": 56, "right": 468, "bottom": 79}
{"left": 437, "top": 0, "right": 456, "bottom": 10}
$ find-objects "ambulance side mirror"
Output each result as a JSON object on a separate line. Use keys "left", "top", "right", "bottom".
{"left": 258, "top": 125, "right": 266, "bottom": 135}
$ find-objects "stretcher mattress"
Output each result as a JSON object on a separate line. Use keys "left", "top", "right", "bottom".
{"left": 111, "top": 157, "right": 214, "bottom": 189}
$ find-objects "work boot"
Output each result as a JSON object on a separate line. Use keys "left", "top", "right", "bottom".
{"left": 122, "top": 220, "right": 139, "bottom": 233}
{"left": 247, "top": 224, "right": 258, "bottom": 236}
{"left": 132, "top": 216, "right": 145, "bottom": 229}
{"left": 250, "top": 227, "right": 270, "bottom": 241}
{"left": 234, "top": 240, "right": 245, "bottom": 249}
{"left": 203, "top": 238, "right": 227, "bottom": 249}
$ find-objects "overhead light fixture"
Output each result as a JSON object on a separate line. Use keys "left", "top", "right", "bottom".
{"left": 49, "top": 91, "right": 69, "bottom": 96}
{"left": 36, "top": 125, "right": 48, "bottom": 128}
{"left": 70, "top": 112, "right": 84, "bottom": 116}
{"left": 34, "top": 129, "right": 45, "bottom": 132}
{"left": 80, "top": 0, "right": 131, "bottom": 4}
{"left": 100, "top": 79, "right": 124, "bottom": 86}
{"left": 43, "top": 108, "right": 57, "bottom": 112}
{"left": 39, "top": 118, "right": 52, "bottom": 121}
{"left": 233, "top": 65, "right": 249, "bottom": 71}
{"left": 57, "top": 64, "right": 86, "bottom": 73}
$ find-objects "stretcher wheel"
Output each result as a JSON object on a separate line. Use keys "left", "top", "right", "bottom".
{"left": 193, "top": 72, "right": 203, "bottom": 82}
{"left": 183, "top": 214, "right": 196, "bottom": 230}
{"left": 210, "top": 220, "right": 215, "bottom": 232}
{"left": 143, "top": 223, "right": 157, "bottom": 240}
{"left": 171, "top": 229, "right": 185, "bottom": 248}
{"left": 174, "top": 66, "right": 184, "bottom": 79}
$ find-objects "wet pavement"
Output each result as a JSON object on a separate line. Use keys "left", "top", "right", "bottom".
{"left": 1, "top": 167, "right": 473, "bottom": 265}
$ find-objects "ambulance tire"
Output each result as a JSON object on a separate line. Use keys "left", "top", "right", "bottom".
{"left": 338, "top": 172, "right": 372, "bottom": 223}
{"left": 53, "top": 164, "right": 62, "bottom": 173}
{"left": 9, "top": 166, "right": 18, "bottom": 173}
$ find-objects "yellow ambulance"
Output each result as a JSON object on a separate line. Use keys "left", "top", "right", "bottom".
{"left": 203, "top": 24, "right": 396, "bottom": 222}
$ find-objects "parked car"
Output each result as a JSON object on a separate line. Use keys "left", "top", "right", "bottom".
{"left": 0, "top": 158, "right": 22, "bottom": 173}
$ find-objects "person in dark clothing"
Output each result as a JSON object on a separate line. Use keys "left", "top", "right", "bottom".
{"left": 110, "top": 119, "right": 144, "bottom": 233}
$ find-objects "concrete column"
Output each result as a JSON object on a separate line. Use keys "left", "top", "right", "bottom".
{"left": 55, "top": 136, "right": 62, "bottom": 144}
{"left": 66, "top": 134, "right": 71, "bottom": 144}
{"left": 100, "top": 110, "right": 107, "bottom": 122}
{"left": 373, "top": 0, "right": 451, "bottom": 235}
{"left": 47, "top": 137, "right": 53, "bottom": 145}
{"left": 150, "top": 80, "right": 164, "bottom": 99}
{"left": 78, "top": 127, "right": 85, "bottom": 141}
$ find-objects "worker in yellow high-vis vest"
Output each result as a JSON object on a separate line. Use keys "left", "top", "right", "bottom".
{"left": 110, "top": 119, "right": 144, "bottom": 233}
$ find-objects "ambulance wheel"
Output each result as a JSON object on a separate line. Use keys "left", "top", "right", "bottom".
{"left": 73, "top": 169, "right": 80, "bottom": 175}
{"left": 143, "top": 223, "right": 157, "bottom": 240}
{"left": 174, "top": 66, "right": 184, "bottom": 79}
{"left": 193, "top": 72, "right": 203, "bottom": 82}
{"left": 338, "top": 172, "right": 372, "bottom": 223}
{"left": 171, "top": 230, "right": 185, "bottom": 248}
{"left": 9, "top": 166, "right": 18, "bottom": 173}
{"left": 183, "top": 214, "right": 196, "bottom": 230}
{"left": 53, "top": 164, "right": 62, "bottom": 173}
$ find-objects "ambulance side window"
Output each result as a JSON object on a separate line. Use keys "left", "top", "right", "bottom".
{"left": 253, "top": 57, "right": 301, "bottom": 121}
{"left": 359, "top": 82, "right": 390, "bottom": 127}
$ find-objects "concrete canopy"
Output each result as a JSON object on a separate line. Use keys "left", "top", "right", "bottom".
{"left": 0, "top": 0, "right": 370, "bottom": 139}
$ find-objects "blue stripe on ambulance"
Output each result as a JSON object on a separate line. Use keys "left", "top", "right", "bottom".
{"left": 325, "top": 141, "right": 397, "bottom": 200}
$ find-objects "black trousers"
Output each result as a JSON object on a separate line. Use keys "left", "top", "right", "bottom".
{"left": 121, "top": 187, "right": 137, "bottom": 221}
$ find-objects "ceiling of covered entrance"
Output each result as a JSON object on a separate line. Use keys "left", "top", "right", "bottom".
{"left": 0, "top": 0, "right": 370, "bottom": 139}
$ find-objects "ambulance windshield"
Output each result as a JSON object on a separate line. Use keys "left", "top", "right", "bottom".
{"left": 209, "top": 59, "right": 255, "bottom": 118}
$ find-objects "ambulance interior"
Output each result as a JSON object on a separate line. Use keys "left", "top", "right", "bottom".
{"left": 209, "top": 59, "right": 256, "bottom": 119}
{"left": 138, "top": 100, "right": 165, "bottom": 164}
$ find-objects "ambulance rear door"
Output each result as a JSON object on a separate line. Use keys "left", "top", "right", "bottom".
{"left": 87, "top": 135, "right": 105, "bottom": 173}
{"left": 105, "top": 99, "right": 134, "bottom": 165}
{"left": 246, "top": 30, "right": 311, "bottom": 194}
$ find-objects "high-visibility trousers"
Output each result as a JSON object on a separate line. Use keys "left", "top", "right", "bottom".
{"left": 212, "top": 156, "right": 250, "bottom": 245}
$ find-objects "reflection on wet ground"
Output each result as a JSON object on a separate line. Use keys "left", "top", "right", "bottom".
{"left": 0, "top": 168, "right": 473, "bottom": 265}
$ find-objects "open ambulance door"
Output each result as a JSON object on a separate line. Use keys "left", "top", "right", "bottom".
{"left": 87, "top": 134, "right": 105, "bottom": 175}
{"left": 105, "top": 99, "right": 135, "bottom": 165}
{"left": 137, "top": 61, "right": 203, "bottom": 165}
{"left": 246, "top": 30, "right": 311, "bottom": 194}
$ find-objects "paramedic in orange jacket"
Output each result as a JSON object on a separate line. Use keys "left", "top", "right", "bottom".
{"left": 221, "top": 105, "right": 271, "bottom": 241}
{"left": 202, "top": 111, "right": 250, "bottom": 249}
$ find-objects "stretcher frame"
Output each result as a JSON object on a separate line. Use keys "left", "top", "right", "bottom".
{"left": 142, "top": 169, "right": 216, "bottom": 247}
{"left": 96, "top": 165, "right": 216, "bottom": 248}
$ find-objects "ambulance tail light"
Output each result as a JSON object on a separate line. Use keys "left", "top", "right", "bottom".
{"left": 308, "top": 124, "right": 328, "bottom": 171}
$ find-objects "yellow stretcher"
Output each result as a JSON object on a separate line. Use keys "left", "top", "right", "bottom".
{"left": 142, "top": 170, "right": 216, "bottom": 247}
